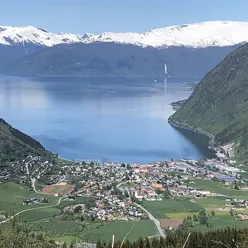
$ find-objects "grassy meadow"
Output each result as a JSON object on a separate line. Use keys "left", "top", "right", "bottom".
{"left": 143, "top": 199, "right": 201, "bottom": 219}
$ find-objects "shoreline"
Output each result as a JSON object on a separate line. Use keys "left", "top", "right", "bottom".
{"left": 168, "top": 117, "right": 232, "bottom": 160}
{"left": 168, "top": 117, "right": 214, "bottom": 143}
{"left": 168, "top": 116, "right": 234, "bottom": 161}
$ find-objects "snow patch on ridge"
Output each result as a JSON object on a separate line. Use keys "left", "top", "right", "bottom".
{"left": 0, "top": 25, "right": 84, "bottom": 47}
{"left": 1, "top": 21, "right": 248, "bottom": 48}
{"left": 82, "top": 21, "right": 248, "bottom": 48}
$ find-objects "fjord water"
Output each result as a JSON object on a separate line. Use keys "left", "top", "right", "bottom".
{"left": 0, "top": 75, "right": 213, "bottom": 163}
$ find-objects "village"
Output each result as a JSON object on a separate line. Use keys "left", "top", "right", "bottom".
{"left": 1, "top": 152, "right": 248, "bottom": 227}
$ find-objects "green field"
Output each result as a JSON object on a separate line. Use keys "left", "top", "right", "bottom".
{"left": 19, "top": 208, "right": 62, "bottom": 222}
{"left": 190, "top": 215, "right": 248, "bottom": 232}
{"left": 195, "top": 197, "right": 228, "bottom": 209}
{"left": 32, "top": 221, "right": 82, "bottom": 234}
{"left": 0, "top": 182, "right": 60, "bottom": 221}
{"left": 143, "top": 199, "right": 202, "bottom": 219}
{"left": 56, "top": 197, "right": 90, "bottom": 209}
{"left": 166, "top": 210, "right": 230, "bottom": 219}
{"left": 118, "top": 183, "right": 136, "bottom": 188}
{"left": 33, "top": 220, "right": 156, "bottom": 243}
{"left": 82, "top": 220, "right": 157, "bottom": 242}
{"left": 192, "top": 179, "right": 248, "bottom": 199}
{"left": 0, "top": 183, "right": 57, "bottom": 212}
{"left": 0, "top": 183, "right": 158, "bottom": 243}
{"left": 166, "top": 212, "right": 198, "bottom": 219}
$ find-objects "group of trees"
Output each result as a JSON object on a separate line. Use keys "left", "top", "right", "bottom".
{"left": 96, "top": 227, "right": 248, "bottom": 248}
{"left": 179, "top": 209, "right": 216, "bottom": 231}
{"left": 0, "top": 220, "right": 59, "bottom": 248}
{"left": 0, "top": 118, "right": 55, "bottom": 165}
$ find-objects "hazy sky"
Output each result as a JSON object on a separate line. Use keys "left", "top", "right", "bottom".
{"left": 1, "top": 0, "right": 248, "bottom": 34}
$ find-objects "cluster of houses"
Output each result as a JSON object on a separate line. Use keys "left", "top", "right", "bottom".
{"left": 238, "top": 213, "right": 248, "bottom": 221}
{"left": 64, "top": 196, "right": 146, "bottom": 221}
{"left": 21, "top": 197, "right": 47, "bottom": 205}
{"left": 3, "top": 155, "right": 58, "bottom": 185}
{"left": 170, "top": 184, "right": 211, "bottom": 198}
{"left": 59, "top": 158, "right": 247, "bottom": 205}
{"left": 134, "top": 185, "right": 163, "bottom": 201}
{"left": 4, "top": 153, "right": 248, "bottom": 224}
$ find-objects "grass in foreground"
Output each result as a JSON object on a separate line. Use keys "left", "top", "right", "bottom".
{"left": 82, "top": 220, "right": 157, "bottom": 242}
{"left": 32, "top": 220, "right": 157, "bottom": 243}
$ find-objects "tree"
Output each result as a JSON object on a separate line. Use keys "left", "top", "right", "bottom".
{"left": 198, "top": 209, "right": 208, "bottom": 225}
{"left": 193, "top": 214, "right": 198, "bottom": 222}
{"left": 211, "top": 210, "right": 216, "bottom": 217}
{"left": 61, "top": 242, "right": 67, "bottom": 248}
{"left": 96, "top": 240, "right": 103, "bottom": 248}
{"left": 85, "top": 199, "right": 96, "bottom": 209}
{"left": 136, "top": 237, "right": 144, "bottom": 248}
{"left": 163, "top": 189, "right": 171, "bottom": 199}
{"left": 69, "top": 240, "right": 76, "bottom": 248}
{"left": 89, "top": 214, "right": 95, "bottom": 221}
{"left": 155, "top": 188, "right": 163, "bottom": 195}
{"left": 144, "top": 237, "right": 150, "bottom": 248}
{"left": 180, "top": 217, "right": 193, "bottom": 230}
{"left": 159, "top": 236, "right": 165, "bottom": 248}
{"left": 234, "top": 180, "right": 240, "bottom": 190}
{"left": 125, "top": 240, "right": 131, "bottom": 248}
{"left": 151, "top": 238, "right": 159, "bottom": 248}
{"left": 124, "top": 191, "right": 129, "bottom": 198}
{"left": 126, "top": 164, "right": 132, "bottom": 170}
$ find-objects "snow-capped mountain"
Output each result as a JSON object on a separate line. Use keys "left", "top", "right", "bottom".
{"left": 0, "top": 25, "right": 84, "bottom": 47}
{"left": 1, "top": 21, "right": 248, "bottom": 78}
{"left": 82, "top": 21, "right": 248, "bottom": 48}
{"left": 1, "top": 21, "right": 248, "bottom": 48}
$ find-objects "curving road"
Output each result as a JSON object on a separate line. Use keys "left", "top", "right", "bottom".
{"left": 135, "top": 203, "right": 165, "bottom": 238}
{"left": 0, "top": 197, "right": 64, "bottom": 224}
{"left": 31, "top": 178, "right": 38, "bottom": 193}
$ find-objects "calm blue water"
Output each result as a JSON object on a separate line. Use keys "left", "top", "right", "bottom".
{"left": 0, "top": 75, "right": 211, "bottom": 163}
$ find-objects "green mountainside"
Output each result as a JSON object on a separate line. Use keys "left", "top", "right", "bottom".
{"left": 6, "top": 43, "right": 166, "bottom": 77}
{"left": 0, "top": 118, "right": 47, "bottom": 163}
{"left": 3, "top": 42, "right": 239, "bottom": 78}
{"left": 170, "top": 43, "right": 248, "bottom": 162}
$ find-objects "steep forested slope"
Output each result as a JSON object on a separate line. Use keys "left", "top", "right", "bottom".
{"left": 170, "top": 43, "right": 248, "bottom": 161}
{"left": 0, "top": 118, "right": 47, "bottom": 163}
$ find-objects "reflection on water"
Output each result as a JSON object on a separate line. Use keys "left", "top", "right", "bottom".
{"left": 0, "top": 75, "right": 211, "bottom": 163}
{"left": 164, "top": 77, "right": 167, "bottom": 95}
{"left": 174, "top": 127, "right": 216, "bottom": 158}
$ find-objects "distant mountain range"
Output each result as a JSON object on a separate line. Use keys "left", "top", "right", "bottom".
{"left": 1, "top": 21, "right": 248, "bottom": 48}
{"left": 1, "top": 21, "right": 248, "bottom": 77}
{"left": 0, "top": 25, "right": 83, "bottom": 47}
